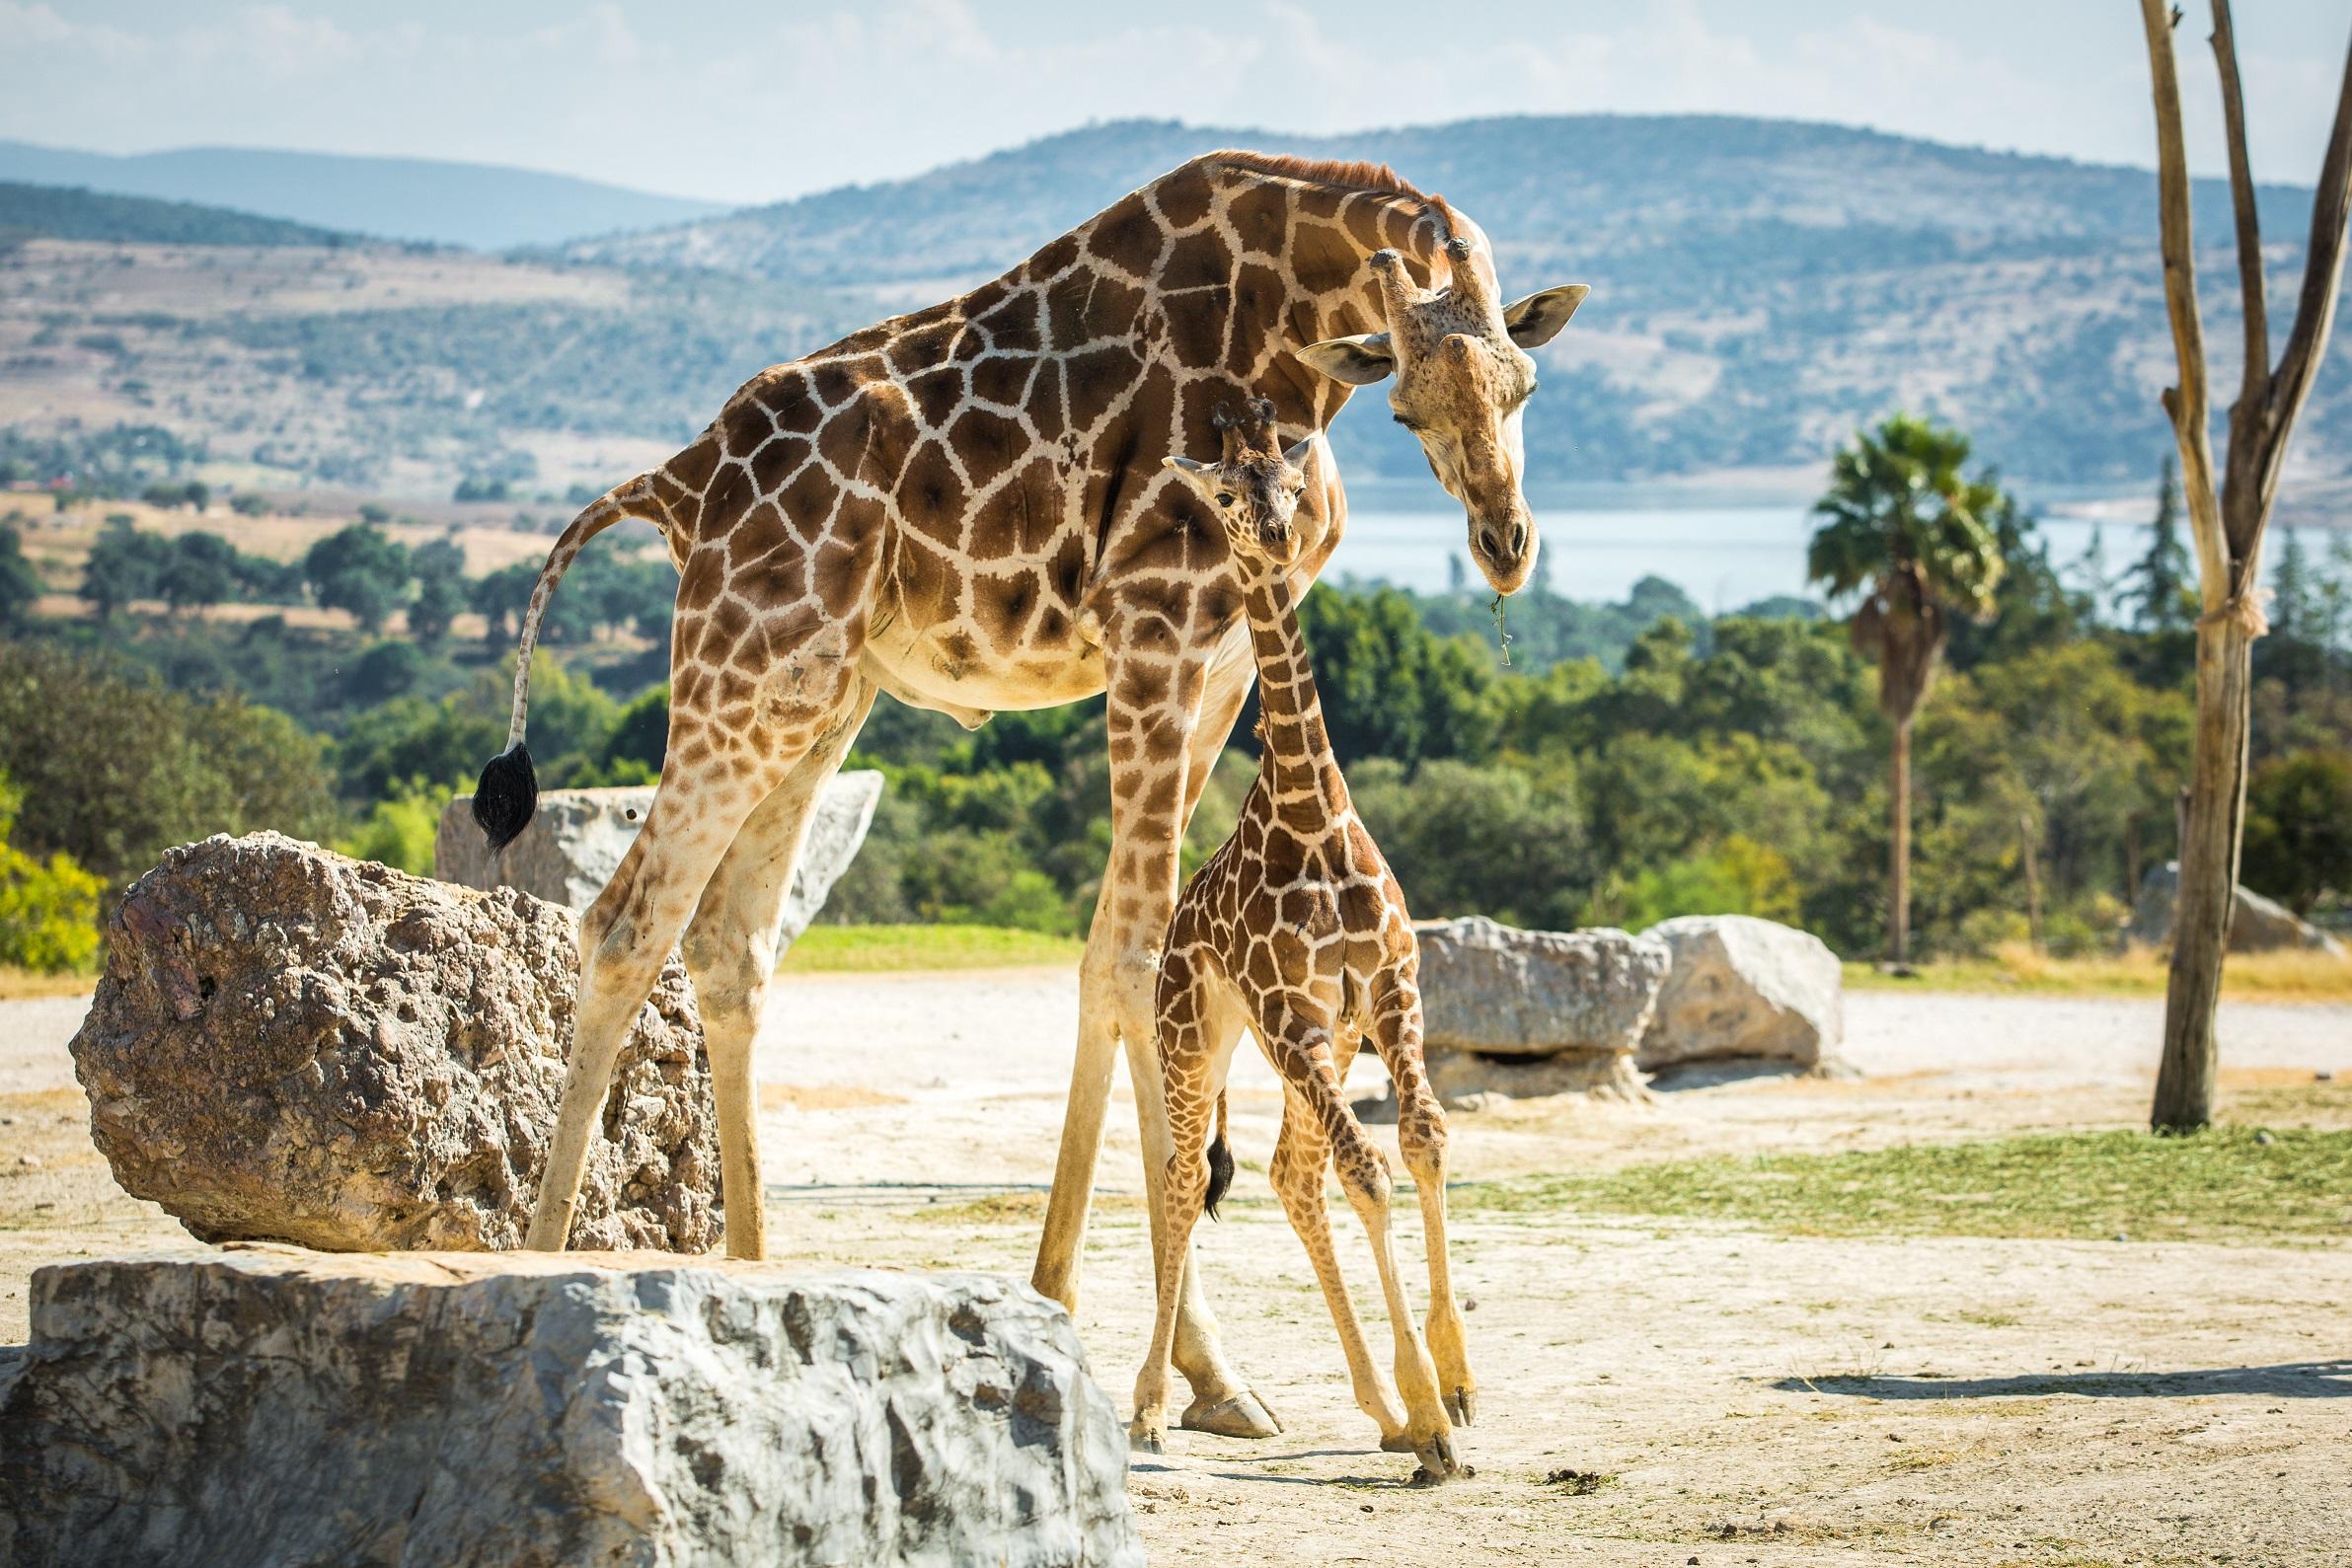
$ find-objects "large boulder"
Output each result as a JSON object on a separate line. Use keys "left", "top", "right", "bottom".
{"left": 434, "top": 773, "right": 883, "bottom": 937}
{"left": 0, "top": 1246, "right": 1143, "bottom": 1568}
{"left": 2128, "top": 861, "right": 2349, "bottom": 959}
{"left": 1411, "top": 917, "right": 1670, "bottom": 1102}
{"left": 1638, "top": 914, "right": 1843, "bottom": 1070}
{"left": 71, "top": 832, "right": 721, "bottom": 1252}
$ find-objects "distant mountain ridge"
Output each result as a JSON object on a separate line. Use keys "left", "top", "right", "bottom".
{"left": 0, "top": 140, "right": 724, "bottom": 251}
{"left": 4, "top": 114, "right": 2349, "bottom": 496}
{"left": 563, "top": 114, "right": 2334, "bottom": 488}
{"left": 0, "top": 181, "right": 348, "bottom": 249}
{"left": 565, "top": 114, "right": 2301, "bottom": 283}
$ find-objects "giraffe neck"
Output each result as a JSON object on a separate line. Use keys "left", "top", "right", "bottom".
{"left": 1241, "top": 566, "right": 1347, "bottom": 826}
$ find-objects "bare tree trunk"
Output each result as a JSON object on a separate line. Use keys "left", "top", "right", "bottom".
{"left": 2124, "top": 812, "right": 2143, "bottom": 911}
{"left": 2153, "top": 618, "right": 2254, "bottom": 1128}
{"left": 2019, "top": 810, "right": 2044, "bottom": 948}
{"left": 2138, "top": 0, "right": 2352, "bottom": 1130}
{"left": 1889, "top": 716, "right": 1912, "bottom": 967}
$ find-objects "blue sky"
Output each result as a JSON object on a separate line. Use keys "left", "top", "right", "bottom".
{"left": 5, "top": 1, "right": 2347, "bottom": 202}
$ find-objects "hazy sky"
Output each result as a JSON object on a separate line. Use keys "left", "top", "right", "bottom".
{"left": 6, "top": 1, "right": 2349, "bottom": 203}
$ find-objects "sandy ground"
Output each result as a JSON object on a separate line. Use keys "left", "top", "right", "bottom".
{"left": 4, "top": 976, "right": 2349, "bottom": 1566}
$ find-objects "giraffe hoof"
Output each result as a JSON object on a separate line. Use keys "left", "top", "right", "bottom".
{"left": 1179, "top": 1389, "right": 1282, "bottom": 1439}
{"left": 1410, "top": 1431, "right": 1465, "bottom": 1483}
{"left": 1128, "top": 1418, "right": 1168, "bottom": 1456}
{"left": 1446, "top": 1386, "right": 1478, "bottom": 1427}
{"left": 1380, "top": 1430, "right": 1416, "bottom": 1454}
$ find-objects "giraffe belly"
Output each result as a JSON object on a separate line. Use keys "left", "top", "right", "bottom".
{"left": 861, "top": 611, "right": 1107, "bottom": 714}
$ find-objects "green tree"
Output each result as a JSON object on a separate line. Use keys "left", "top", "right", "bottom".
{"left": 2240, "top": 749, "right": 2352, "bottom": 917}
{"left": 303, "top": 523, "right": 411, "bottom": 633}
{"left": 0, "top": 642, "right": 341, "bottom": 889}
{"left": 1807, "top": 413, "right": 2006, "bottom": 964}
{"left": 2120, "top": 454, "right": 2194, "bottom": 635}
{"left": 160, "top": 531, "right": 238, "bottom": 614}
{"left": 0, "top": 523, "right": 40, "bottom": 629}
{"left": 2272, "top": 528, "right": 2315, "bottom": 645}
{"left": 79, "top": 516, "right": 170, "bottom": 618}
{"left": 471, "top": 561, "right": 538, "bottom": 647}
{"left": 408, "top": 536, "right": 466, "bottom": 647}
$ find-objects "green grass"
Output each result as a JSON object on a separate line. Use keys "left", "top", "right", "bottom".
{"left": 1457, "top": 1126, "right": 2352, "bottom": 1244}
{"left": 778, "top": 923, "right": 1084, "bottom": 974}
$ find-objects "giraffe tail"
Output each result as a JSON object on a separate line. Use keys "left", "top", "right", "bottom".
{"left": 471, "top": 473, "right": 663, "bottom": 853}
{"left": 1203, "top": 1090, "right": 1234, "bottom": 1221}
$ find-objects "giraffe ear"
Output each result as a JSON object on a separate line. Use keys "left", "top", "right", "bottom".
{"left": 1502, "top": 284, "right": 1590, "bottom": 348}
{"left": 1282, "top": 435, "right": 1318, "bottom": 471}
{"left": 1161, "top": 453, "right": 1217, "bottom": 498}
{"left": 1295, "top": 332, "right": 1395, "bottom": 387}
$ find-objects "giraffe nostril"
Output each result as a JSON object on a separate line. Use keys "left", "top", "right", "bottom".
{"left": 1508, "top": 522, "right": 1528, "bottom": 555}
{"left": 1477, "top": 529, "right": 1500, "bottom": 558}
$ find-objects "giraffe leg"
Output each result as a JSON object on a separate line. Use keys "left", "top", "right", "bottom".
{"left": 1268, "top": 1014, "right": 1461, "bottom": 1479}
{"left": 1268, "top": 1078, "right": 1409, "bottom": 1448}
{"left": 1034, "top": 642, "right": 1278, "bottom": 1437}
{"left": 1373, "top": 972, "right": 1476, "bottom": 1427}
{"left": 526, "top": 592, "right": 869, "bottom": 1253}
{"left": 1130, "top": 953, "right": 1223, "bottom": 1453}
{"left": 678, "top": 684, "right": 873, "bottom": 1261}
{"left": 524, "top": 761, "right": 770, "bottom": 1251}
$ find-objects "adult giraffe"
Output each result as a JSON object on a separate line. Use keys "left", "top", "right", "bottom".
{"left": 476, "top": 151, "right": 1586, "bottom": 1439}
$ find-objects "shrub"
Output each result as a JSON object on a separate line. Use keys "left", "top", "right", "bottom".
{"left": 0, "top": 775, "right": 102, "bottom": 973}
{"left": 336, "top": 780, "right": 449, "bottom": 875}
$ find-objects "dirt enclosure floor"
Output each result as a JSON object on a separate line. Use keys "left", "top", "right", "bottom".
{"left": 3, "top": 976, "right": 2349, "bottom": 1566}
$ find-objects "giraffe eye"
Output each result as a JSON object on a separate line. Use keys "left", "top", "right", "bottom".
{"left": 1215, "top": 492, "right": 1235, "bottom": 508}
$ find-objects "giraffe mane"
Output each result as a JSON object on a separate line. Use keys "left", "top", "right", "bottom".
{"left": 1201, "top": 149, "right": 1463, "bottom": 239}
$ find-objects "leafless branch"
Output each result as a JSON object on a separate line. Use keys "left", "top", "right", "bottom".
{"left": 2241, "top": 22, "right": 2352, "bottom": 561}
{"left": 2139, "top": 0, "right": 2230, "bottom": 601}
{"left": 2209, "top": 1, "right": 2268, "bottom": 416}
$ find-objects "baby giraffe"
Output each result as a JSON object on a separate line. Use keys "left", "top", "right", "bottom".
{"left": 1131, "top": 398, "right": 1472, "bottom": 1479}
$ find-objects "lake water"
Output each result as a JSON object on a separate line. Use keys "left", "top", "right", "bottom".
{"left": 1335, "top": 489, "right": 2343, "bottom": 613}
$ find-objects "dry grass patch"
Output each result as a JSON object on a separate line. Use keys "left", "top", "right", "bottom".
{"left": 779, "top": 924, "right": 1084, "bottom": 974}
{"left": 0, "top": 969, "right": 96, "bottom": 1003}
{"left": 1845, "top": 942, "right": 2352, "bottom": 1002}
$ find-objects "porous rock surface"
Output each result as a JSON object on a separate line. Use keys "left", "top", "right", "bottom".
{"left": 2128, "top": 861, "right": 2349, "bottom": 959}
{"left": 1414, "top": 915, "right": 1670, "bottom": 1058}
{"left": 434, "top": 772, "right": 883, "bottom": 936}
{"left": 0, "top": 1246, "right": 1143, "bottom": 1568}
{"left": 1639, "top": 914, "right": 1844, "bottom": 1069}
{"left": 1412, "top": 916, "right": 1670, "bottom": 1103}
{"left": 71, "top": 831, "right": 720, "bottom": 1252}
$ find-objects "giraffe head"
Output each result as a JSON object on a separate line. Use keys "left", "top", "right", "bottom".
{"left": 1296, "top": 236, "right": 1588, "bottom": 597}
{"left": 1162, "top": 398, "right": 1317, "bottom": 573}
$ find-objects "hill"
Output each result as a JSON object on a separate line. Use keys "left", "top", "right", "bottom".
{"left": 569, "top": 115, "right": 2342, "bottom": 488}
{"left": 5, "top": 114, "right": 2351, "bottom": 500}
{"left": 0, "top": 141, "right": 724, "bottom": 251}
{"left": 0, "top": 182, "right": 349, "bottom": 250}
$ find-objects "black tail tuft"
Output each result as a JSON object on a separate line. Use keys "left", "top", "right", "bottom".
{"left": 472, "top": 743, "right": 539, "bottom": 854}
{"left": 1203, "top": 1133, "right": 1235, "bottom": 1222}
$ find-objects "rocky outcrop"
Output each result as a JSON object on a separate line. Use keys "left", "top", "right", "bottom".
{"left": 1411, "top": 917, "right": 1670, "bottom": 1102}
{"left": 0, "top": 1246, "right": 1144, "bottom": 1568}
{"left": 434, "top": 773, "right": 883, "bottom": 938}
{"left": 2128, "top": 861, "right": 2349, "bottom": 959}
{"left": 1639, "top": 915, "right": 1844, "bottom": 1070}
{"left": 71, "top": 832, "right": 721, "bottom": 1252}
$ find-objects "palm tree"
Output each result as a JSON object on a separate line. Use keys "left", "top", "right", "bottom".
{"left": 1807, "top": 414, "right": 2007, "bottom": 966}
